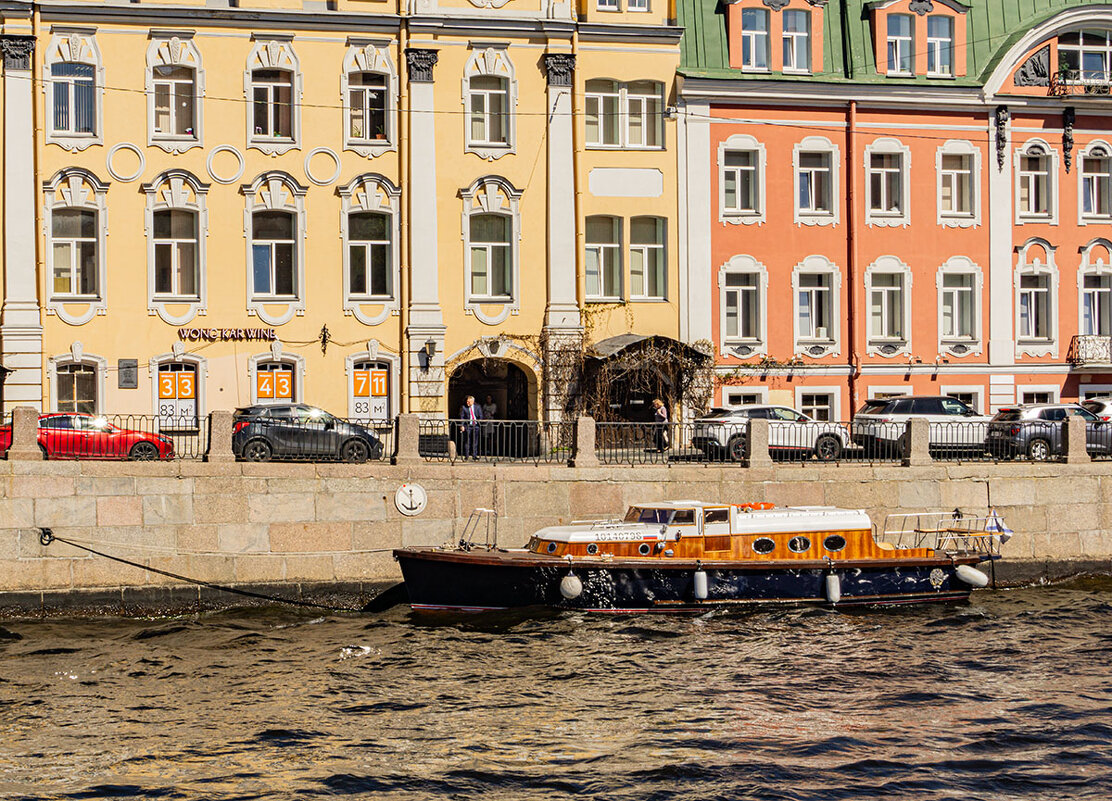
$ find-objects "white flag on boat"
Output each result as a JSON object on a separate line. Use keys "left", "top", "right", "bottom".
{"left": 985, "top": 508, "right": 1013, "bottom": 543}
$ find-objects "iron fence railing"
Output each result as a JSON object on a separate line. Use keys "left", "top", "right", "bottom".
{"left": 29, "top": 413, "right": 209, "bottom": 461}
{"left": 985, "top": 420, "right": 1069, "bottom": 462}
{"left": 1049, "top": 69, "right": 1112, "bottom": 97}
{"left": 419, "top": 418, "right": 574, "bottom": 464}
{"left": 231, "top": 414, "right": 387, "bottom": 463}
{"left": 924, "top": 421, "right": 993, "bottom": 463}
{"left": 1068, "top": 335, "right": 1112, "bottom": 366}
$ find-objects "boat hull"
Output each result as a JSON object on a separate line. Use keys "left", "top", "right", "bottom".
{"left": 394, "top": 549, "right": 991, "bottom": 612}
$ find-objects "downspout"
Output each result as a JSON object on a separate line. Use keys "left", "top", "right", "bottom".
{"left": 398, "top": 15, "right": 410, "bottom": 412}
{"left": 846, "top": 100, "right": 860, "bottom": 415}
{"left": 572, "top": 28, "right": 584, "bottom": 315}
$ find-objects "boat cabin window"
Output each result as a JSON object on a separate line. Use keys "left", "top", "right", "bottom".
{"left": 623, "top": 507, "right": 696, "bottom": 525}
{"left": 672, "top": 509, "right": 695, "bottom": 525}
{"left": 704, "top": 508, "right": 730, "bottom": 524}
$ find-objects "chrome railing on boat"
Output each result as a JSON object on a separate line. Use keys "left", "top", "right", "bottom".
{"left": 458, "top": 507, "right": 498, "bottom": 551}
{"left": 880, "top": 510, "right": 1012, "bottom": 556}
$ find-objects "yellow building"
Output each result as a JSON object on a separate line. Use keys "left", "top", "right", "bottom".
{"left": 0, "top": 0, "right": 684, "bottom": 427}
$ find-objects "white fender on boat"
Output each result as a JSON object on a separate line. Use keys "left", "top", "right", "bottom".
{"left": 825, "top": 573, "right": 841, "bottom": 605}
{"left": 559, "top": 573, "right": 583, "bottom": 600}
{"left": 693, "top": 570, "right": 708, "bottom": 601}
{"left": 954, "top": 564, "right": 990, "bottom": 588}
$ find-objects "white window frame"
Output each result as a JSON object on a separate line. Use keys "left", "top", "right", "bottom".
{"left": 865, "top": 138, "right": 911, "bottom": 227}
{"left": 795, "top": 386, "right": 842, "bottom": 423}
{"left": 48, "top": 351, "right": 107, "bottom": 414}
{"left": 463, "top": 46, "right": 516, "bottom": 161}
{"left": 248, "top": 348, "right": 306, "bottom": 406}
{"left": 629, "top": 216, "right": 666, "bottom": 301}
{"left": 43, "top": 168, "right": 109, "bottom": 326}
{"left": 936, "top": 256, "right": 983, "bottom": 358}
{"left": 342, "top": 41, "right": 397, "bottom": 159}
{"left": 926, "top": 15, "right": 955, "bottom": 77}
{"left": 886, "top": 13, "right": 914, "bottom": 76}
{"left": 340, "top": 174, "right": 401, "bottom": 326}
{"left": 149, "top": 353, "right": 207, "bottom": 430}
{"left": 1080, "top": 383, "right": 1112, "bottom": 401}
{"left": 1058, "top": 29, "right": 1112, "bottom": 85}
{"left": 865, "top": 256, "right": 913, "bottom": 357}
{"left": 1014, "top": 238, "right": 1059, "bottom": 358}
{"left": 584, "top": 79, "right": 664, "bottom": 150}
{"left": 866, "top": 386, "right": 910, "bottom": 401}
{"left": 724, "top": 387, "right": 768, "bottom": 407}
{"left": 740, "top": 7, "right": 771, "bottom": 72}
{"left": 1019, "top": 385, "right": 1060, "bottom": 405}
{"left": 345, "top": 344, "right": 399, "bottom": 422}
{"left": 146, "top": 34, "right": 203, "bottom": 154}
{"left": 44, "top": 32, "right": 104, "bottom": 152}
{"left": 936, "top": 140, "right": 981, "bottom": 228}
{"left": 1014, "top": 140, "right": 1059, "bottom": 225}
{"left": 718, "top": 254, "right": 768, "bottom": 358}
{"left": 242, "top": 171, "right": 307, "bottom": 325}
{"left": 718, "top": 134, "right": 767, "bottom": 225}
{"left": 461, "top": 176, "right": 522, "bottom": 325}
{"left": 794, "top": 136, "right": 840, "bottom": 227}
{"left": 585, "top": 215, "right": 623, "bottom": 302}
{"left": 1078, "top": 239, "right": 1112, "bottom": 337}
{"left": 143, "top": 169, "right": 209, "bottom": 326}
{"left": 1079, "top": 140, "right": 1112, "bottom": 225}
{"left": 244, "top": 39, "right": 301, "bottom": 156}
{"left": 940, "top": 385, "right": 985, "bottom": 415}
{"left": 596, "top": 0, "right": 619, "bottom": 10}
{"left": 782, "top": 9, "right": 812, "bottom": 75}
{"left": 792, "top": 255, "right": 842, "bottom": 358}
{"left": 628, "top": 0, "right": 649, "bottom": 11}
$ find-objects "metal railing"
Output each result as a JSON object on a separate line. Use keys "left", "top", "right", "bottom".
{"left": 1049, "top": 69, "right": 1112, "bottom": 97}
{"left": 35, "top": 414, "right": 209, "bottom": 461}
{"left": 596, "top": 421, "right": 686, "bottom": 465}
{"left": 924, "top": 421, "right": 993, "bottom": 463}
{"left": 881, "top": 511, "right": 1010, "bottom": 556}
{"left": 232, "top": 415, "right": 387, "bottom": 463}
{"left": 418, "top": 418, "right": 575, "bottom": 464}
{"left": 1068, "top": 335, "right": 1112, "bottom": 366}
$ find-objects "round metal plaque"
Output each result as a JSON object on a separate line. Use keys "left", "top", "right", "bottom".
{"left": 395, "top": 483, "right": 428, "bottom": 517}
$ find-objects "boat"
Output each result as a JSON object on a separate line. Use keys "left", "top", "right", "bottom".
{"left": 393, "top": 502, "right": 1011, "bottom": 613}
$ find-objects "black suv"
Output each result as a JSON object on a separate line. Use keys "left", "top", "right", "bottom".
{"left": 232, "top": 404, "right": 384, "bottom": 463}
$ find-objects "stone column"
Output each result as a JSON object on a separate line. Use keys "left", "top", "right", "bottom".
{"left": 745, "top": 419, "right": 772, "bottom": 468}
{"left": 392, "top": 413, "right": 422, "bottom": 466}
{"left": 205, "top": 410, "right": 236, "bottom": 463}
{"left": 571, "top": 415, "right": 599, "bottom": 467}
{"left": 1064, "top": 416, "right": 1091, "bottom": 464}
{"left": 6, "top": 405, "right": 43, "bottom": 460}
{"left": 404, "top": 49, "right": 446, "bottom": 414}
{"left": 902, "top": 417, "right": 932, "bottom": 467}
{"left": 0, "top": 36, "right": 43, "bottom": 413}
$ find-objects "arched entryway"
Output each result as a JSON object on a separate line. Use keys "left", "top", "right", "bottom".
{"left": 448, "top": 358, "right": 533, "bottom": 421}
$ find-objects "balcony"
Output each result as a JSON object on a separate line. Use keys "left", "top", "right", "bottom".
{"left": 1049, "top": 69, "right": 1112, "bottom": 97}
{"left": 1068, "top": 335, "right": 1112, "bottom": 368}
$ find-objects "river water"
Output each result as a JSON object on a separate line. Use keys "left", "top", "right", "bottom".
{"left": 2, "top": 580, "right": 1111, "bottom": 801}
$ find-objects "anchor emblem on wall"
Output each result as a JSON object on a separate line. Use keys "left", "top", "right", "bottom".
{"left": 395, "top": 484, "right": 428, "bottom": 517}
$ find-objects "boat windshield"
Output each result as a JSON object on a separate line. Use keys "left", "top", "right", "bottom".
{"left": 623, "top": 507, "right": 674, "bottom": 524}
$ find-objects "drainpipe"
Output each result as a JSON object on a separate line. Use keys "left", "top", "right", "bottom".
{"left": 572, "top": 28, "right": 584, "bottom": 314}
{"left": 398, "top": 17, "right": 410, "bottom": 412}
{"left": 846, "top": 100, "right": 861, "bottom": 414}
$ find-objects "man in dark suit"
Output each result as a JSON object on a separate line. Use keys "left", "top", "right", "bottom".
{"left": 459, "top": 395, "right": 483, "bottom": 459}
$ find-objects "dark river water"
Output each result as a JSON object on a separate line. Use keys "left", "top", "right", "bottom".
{"left": 2, "top": 580, "right": 1112, "bottom": 801}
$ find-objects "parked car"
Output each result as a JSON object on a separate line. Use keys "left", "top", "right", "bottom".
{"left": 0, "top": 413, "right": 174, "bottom": 460}
{"left": 1081, "top": 398, "right": 1112, "bottom": 421}
{"left": 691, "top": 405, "right": 850, "bottom": 462}
{"left": 851, "top": 396, "right": 990, "bottom": 457}
{"left": 985, "top": 403, "right": 1112, "bottom": 461}
{"left": 232, "top": 404, "right": 384, "bottom": 463}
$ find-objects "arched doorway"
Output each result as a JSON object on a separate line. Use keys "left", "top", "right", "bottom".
{"left": 448, "top": 358, "right": 532, "bottom": 421}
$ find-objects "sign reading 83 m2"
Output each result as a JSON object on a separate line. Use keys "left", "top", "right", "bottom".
{"left": 158, "top": 367, "right": 198, "bottom": 430}
{"left": 353, "top": 368, "right": 389, "bottom": 420}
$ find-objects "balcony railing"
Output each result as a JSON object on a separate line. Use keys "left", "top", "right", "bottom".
{"left": 1049, "top": 69, "right": 1112, "bottom": 97}
{"left": 1068, "top": 335, "right": 1112, "bottom": 366}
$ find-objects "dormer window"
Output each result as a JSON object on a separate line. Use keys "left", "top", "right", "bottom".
{"left": 887, "top": 14, "right": 914, "bottom": 75}
{"left": 782, "top": 10, "right": 811, "bottom": 74}
{"left": 741, "top": 8, "right": 770, "bottom": 71}
{"left": 871, "top": 1, "right": 966, "bottom": 79}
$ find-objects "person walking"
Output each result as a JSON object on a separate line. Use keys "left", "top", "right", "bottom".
{"left": 652, "top": 398, "right": 669, "bottom": 453}
{"left": 459, "top": 395, "right": 483, "bottom": 460}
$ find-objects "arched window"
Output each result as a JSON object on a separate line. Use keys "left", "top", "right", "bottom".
{"left": 245, "top": 41, "right": 300, "bottom": 155}
{"left": 44, "top": 168, "right": 109, "bottom": 325}
{"left": 1081, "top": 143, "right": 1112, "bottom": 222}
{"left": 461, "top": 177, "right": 522, "bottom": 323}
{"left": 153, "top": 210, "right": 199, "bottom": 297}
{"left": 146, "top": 36, "right": 203, "bottom": 151}
{"left": 45, "top": 33, "right": 103, "bottom": 150}
{"left": 251, "top": 211, "right": 296, "bottom": 298}
{"left": 351, "top": 359, "right": 392, "bottom": 421}
{"left": 349, "top": 212, "right": 391, "bottom": 298}
{"left": 1014, "top": 239, "right": 1058, "bottom": 358}
{"left": 463, "top": 47, "right": 516, "bottom": 159}
{"left": 340, "top": 175, "right": 400, "bottom": 324}
{"left": 342, "top": 43, "right": 396, "bottom": 157}
{"left": 630, "top": 217, "right": 665, "bottom": 300}
{"left": 143, "top": 170, "right": 209, "bottom": 324}
{"left": 243, "top": 172, "right": 307, "bottom": 323}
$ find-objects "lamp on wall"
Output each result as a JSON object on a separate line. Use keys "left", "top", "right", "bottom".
{"left": 421, "top": 339, "right": 437, "bottom": 370}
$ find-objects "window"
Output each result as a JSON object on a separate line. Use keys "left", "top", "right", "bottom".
{"left": 153, "top": 210, "right": 199, "bottom": 298}
{"left": 940, "top": 154, "right": 974, "bottom": 218}
{"left": 57, "top": 364, "right": 97, "bottom": 414}
{"left": 798, "top": 273, "right": 832, "bottom": 341}
{"left": 51, "top": 63, "right": 96, "bottom": 136}
{"left": 348, "top": 212, "right": 391, "bottom": 298}
{"left": 255, "top": 362, "right": 295, "bottom": 404}
{"left": 251, "top": 211, "right": 296, "bottom": 298}
{"left": 349, "top": 72, "right": 387, "bottom": 142}
{"left": 45, "top": 33, "right": 103, "bottom": 150}
{"left": 585, "top": 80, "right": 662, "bottom": 149}
{"left": 597, "top": 0, "right": 618, "bottom": 9}
{"left": 887, "top": 14, "right": 914, "bottom": 75}
{"left": 1082, "top": 274, "right": 1112, "bottom": 335}
{"left": 1059, "top": 30, "right": 1112, "bottom": 84}
{"left": 944, "top": 391, "right": 978, "bottom": 410}
{"left": 1022, "top": 390, "right": 1053, "bottom": 405}
{"left": 722, "top": 150, "right": 759, "bottom": 215}
{"left": 724, "top": 273, "right": 760, "bottom": 341}
{"left": 157, "top": 362, "right": 198, "bottom": 430}
{"left": 469, "top": 214, "right": 512, "bottom": 299}
{"left": 800, "top": 393, "right": 834, "bottom": 422}
{"left": 798, "top": 152, "right": 832, "bottom": 215}
{"left": 468, "top": 75, "right": 509, "bottom": 146}
{"left": 251, "top": 70, "right": 293, "bottom": 139}
{"left": 51, "top": 209, "right": 98, "bottom": 297}
{"left": 941, "top": 272, "right": 975, "bottom": 340}
{"left": 153, "top": 66, "right": 196, "bottom": 138}
{"left": 625, "top": 81, "right": 662, "bottom": 148}
{"left": 351, "top": 360, "right": 391, "bottom": 421}
{"left": 927, "top": 16, "right": 954, "bottom": 77}
{"left": 585, "top": 80, "right": 619, "bottom": 146}
{"left": 630, "top": 217, "right": 665, "bottom": 300}
{"left": 1081, "top": 147, "right": 1112, "bottom": 221}
{"left": 727, "top": 391, "right": 762, "bottom": 407}
{"left": 741, "top": 9, "right": 770, "bottom": 71}
{"left": 869, "top": 153, "right": 904, "bottom": 217}
{"left": 1017, "top": 144, "right": 1054, "bottom": 221}
{"left": 586, "top": 216, "right": 622, "bottom": 300}
{"left": 1018, "top": 273, "right": 1051, "bottom": 340}
{"left": 869, "top": 272, "right": 906, "bottom": 342}
{"left": 782, "top": 10, "right": 811, "bottom": 74}
{"left": 628, "top": 0, "right": 648, "bottom": 10}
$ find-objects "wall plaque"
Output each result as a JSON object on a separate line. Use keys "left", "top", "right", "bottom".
{"left": 118, "top": 359, "right": 139, "bottom": 389}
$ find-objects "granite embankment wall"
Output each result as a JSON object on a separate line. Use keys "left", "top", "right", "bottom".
{"left": 2, "top": 456, "right": 1112, "bottom": 613}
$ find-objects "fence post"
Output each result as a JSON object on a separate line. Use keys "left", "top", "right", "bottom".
{"left": 1064, "top": 417, "right": 1091, "bottom": 464}
{"left": 5, "top": 406, "right": 42, "bottom": 460}
{"left": 902, "top": 418, "right": 931, "bottom": 466}
{"left": 745, "top": 419, "right": 772, "bottom": 468}
{"left": 205, "top": 410, "right": 236, "bottom": 462}
{"left": 393, "top": 414, "right": 422, "bottom": 465}
{"left": 571, "top": 416, "right": 600, "bottom": 467}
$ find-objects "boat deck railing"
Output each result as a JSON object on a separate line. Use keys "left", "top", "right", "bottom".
{"left": 880, "top": 511, "right": 1011, "bottom": 555}
{"left": 458, "top": 508, "right": 498, "bottom": 550}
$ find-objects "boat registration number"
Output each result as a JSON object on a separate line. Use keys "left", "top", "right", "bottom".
{"left": 594, "top": 530, "right": 655, "bottom": 541}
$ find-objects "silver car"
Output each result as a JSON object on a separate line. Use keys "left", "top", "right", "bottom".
{"left": 852, "top": 396, "right": 990, "bottom": 457}
{"left": 692, "top": 405, "right": 850, "bottom": 462}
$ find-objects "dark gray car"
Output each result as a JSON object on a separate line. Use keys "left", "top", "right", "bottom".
{"left": 232, "top": 404, "right": 384, "bottom": 463}
{"left": 985, "top": 403, "right": 1111, "bottom": 461}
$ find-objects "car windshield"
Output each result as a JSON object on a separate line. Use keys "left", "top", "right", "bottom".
{"left": 1069, "top": 407, "right": 1099, "bottom": 421}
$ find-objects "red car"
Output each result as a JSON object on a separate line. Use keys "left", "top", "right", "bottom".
{"left": 0, "top": 413, "right": 174, "bottom": 460}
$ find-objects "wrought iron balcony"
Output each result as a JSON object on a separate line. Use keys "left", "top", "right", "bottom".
{"left": 1049, "top": 69, "right": 1112, "bottom": 97}
{"left": 1068, "top": 335, "right": 1112, "bottom": 366}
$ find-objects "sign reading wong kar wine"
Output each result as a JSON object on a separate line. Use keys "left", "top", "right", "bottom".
{"left": 177, "top": 327, "right": 278, "bottom": 342}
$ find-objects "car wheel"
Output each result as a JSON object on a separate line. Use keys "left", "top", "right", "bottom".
{"left": 727, "top": 436, "right": 746, "bottom": 462}
{"left": 1027, "top": 438, "right": 1052, "bottom": 462}
{"left": 39, "top": 444, "right": 49, "bottom": 460}
{"left": 341, "top": 438, "right": 370, "bottom": 464}
{"left": 129, "top": 441, "right": 160, "bottom": 461}
{"left": 243, "top": 438, "right": 273, "bottom": 462}
{"left": 814, "top": 434, "right": 842, "bottom": 462}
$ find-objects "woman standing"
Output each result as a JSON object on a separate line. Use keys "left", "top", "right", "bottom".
{"left": 652, "top": 398, "right": 669, "bottom": 453}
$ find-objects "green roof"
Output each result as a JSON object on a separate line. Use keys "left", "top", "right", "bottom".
{"left": 678, "top": 0, "right": 1100, "bottom": 86}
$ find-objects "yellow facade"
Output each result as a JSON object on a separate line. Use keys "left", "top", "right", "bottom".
{"left": 0, "top": 0, "right": 682, "bottom": 424}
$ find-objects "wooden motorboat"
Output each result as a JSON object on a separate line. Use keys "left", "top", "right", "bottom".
{"left": 393, "top": 503, "right": 1010, "bottom": 613}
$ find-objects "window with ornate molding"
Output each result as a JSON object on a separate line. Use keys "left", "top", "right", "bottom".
{"left": 926, "top": 15, "right": 954, "bottom": 77}
{"left": 937, "top": 141, "right": 980, "bottom": 227}
{"left": 585, "top": 80, "right": 663, "bottom": 149}
{"left": 1079, "top": 241, "right": 1112, "bottom": 336}
{"left": 349, "top": 73, "right": 387, "bottom": 142}
{"left": 1016, "top": 141, "right": 1057, "bottom": 224}
{"left": 719, "top": 135, "right": 766, "bottom": 224}
{"left": 342, "top": 43, "right": 396, "bottom": 158}
{"left": 245, "top": 41, "right": 300, "bottom": 155}
{"left": 349, "top": 212, "right": 391, "bottom": 299}
{"left": 44, "top": 33, "right": 103, "bottom": 151}
{"left": 57, "top": 363, "right": 98, "bottom": 414}
{"left": 243, "top": 173, "right": 306, "bottom": 323}
{"left": 586, "top": 216, "right": 622, "bottom": 301}
{"left": 1014, "top": 240, "right": 1058, "bottom": 356}
{"left": 154, "top": 68, "right": 195, "bottom": 137}
{"left": 793, "top": 256, "right": 840, "bottom": 357}
{"left": 255, "top": 361, "right": 296, "bottom": 404}
{"left": 936, "top": 258, "right": 982, "bottom": 356}
{"left": 887, "top": 14, "right": 914, "bottom": 75}
{"left": 782, "top": 10, "right": 811, "bottom": 74}
{"left": 146, "top": 36, "right": 203, "bottom": 152}
{"left": 340, "top": 175, "right": 400, "bottom": 325}
{"left": 630, "top": 217, "right": 665, "bottom": 300}
{"left": 463, "top": 48, "right": 516, "bottom": 159}
{"left": 252, "top": 211, "right": 296, "bottom": 298}
{"left": 51, "top": 209, "right": 98, "bottom": 298}
{"left": 866, "top": 257, "right": 912, "bottom": 355}
{"left": 1018, "top": 274, "right": 1052, "bottom": 340}
{"left": 44, "top": 169, "right": 109, "bottom": 324}
{"left": 461, "top": 178, "right": 521, "bottom": 322}
{"left": 719, "top": 255, "right": 768, "bottom": 356}
{"left": 156, "top": 361, "right": 199, "bottom": 431}
{"left": 469, "top": 214, "right": 512, "bottom": 299}
{"left": 153, "top": 211, "right": 199, "bottom": 298}
{"left": 741, "top": 8, "right": 770, "bottom": 71}
{"left": 1081, "top": 144, "right": 1112, "bottom": 222}
{"left": 143, "top": 171, "right": 208, "bottom": 325}
{"left": 865, "top": 139, "right": 910, "bottom": 226}
{"left": 350, "top": 359, "right": 392, "bottom": 422}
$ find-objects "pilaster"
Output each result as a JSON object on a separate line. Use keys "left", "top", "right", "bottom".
{"left": 542, "top": 53, "right": 580, "bottom": 334}
{"left": 988, "top": 105, "right": 1015, "bottom": 370}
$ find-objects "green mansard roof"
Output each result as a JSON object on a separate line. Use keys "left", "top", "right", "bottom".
{"left": 678, "top": 0, "right": 1102, "bottom": 86}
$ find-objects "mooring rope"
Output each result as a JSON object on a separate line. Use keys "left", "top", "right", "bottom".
{"left": 36, "top": 528, "right": 389, "bottom": 613}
